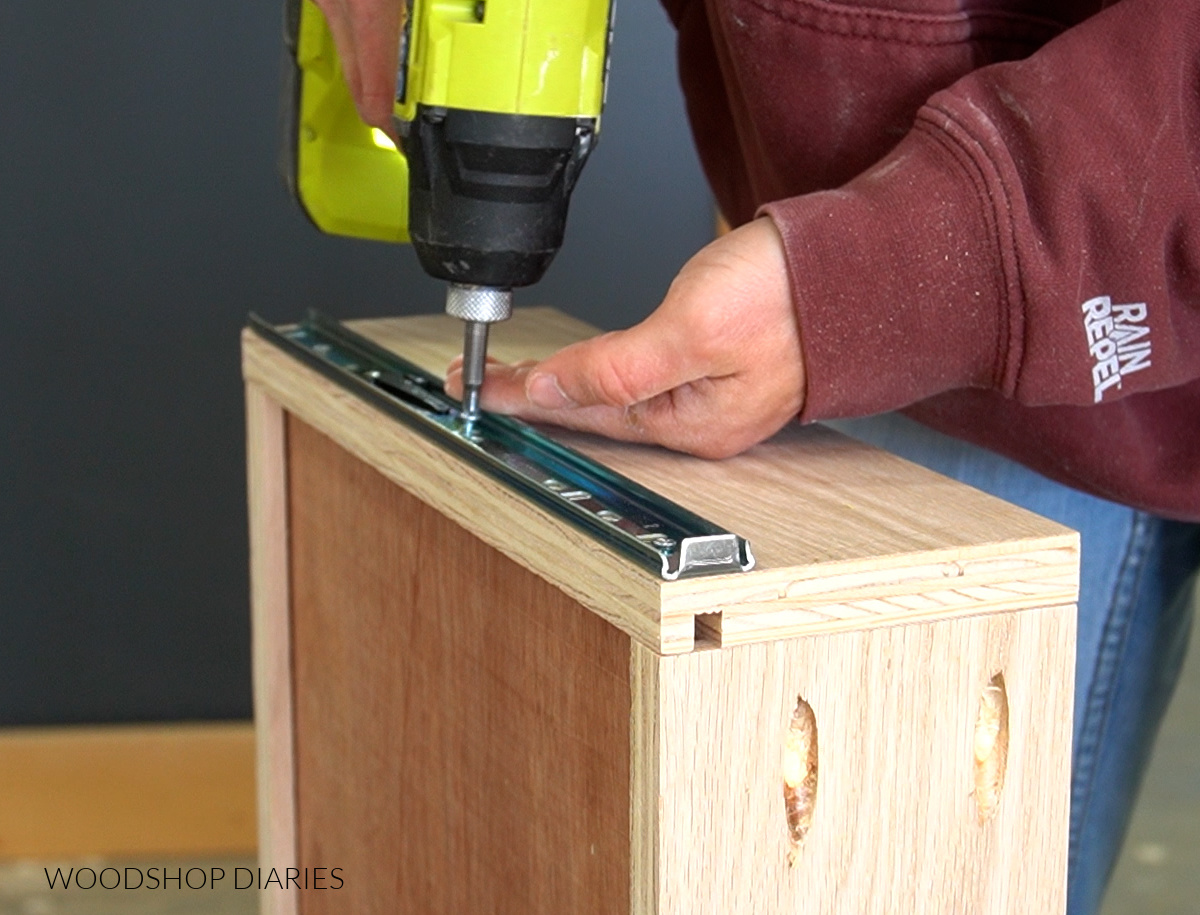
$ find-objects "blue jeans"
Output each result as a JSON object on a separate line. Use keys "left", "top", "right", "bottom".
{"left": 826, "top": 414, "right": 1200, "bottom": 915}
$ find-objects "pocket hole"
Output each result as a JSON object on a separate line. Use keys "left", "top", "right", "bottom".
{"left": 783, "top": 695, "right": 818, "bottom": 866}
{"left": 974, "top": 672, "right": 1009, "bottom": 822}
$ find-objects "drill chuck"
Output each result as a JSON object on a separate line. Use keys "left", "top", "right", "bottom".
{"left": 445, "top": 284, "right": 513, "bottom": 324}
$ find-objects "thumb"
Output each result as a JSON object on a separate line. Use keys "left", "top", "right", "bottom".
{"left": 347, "top": 0, "right": 404, "bottom": 129}
{"left": 525, "top": 317, "right": 699, "bottom": 411}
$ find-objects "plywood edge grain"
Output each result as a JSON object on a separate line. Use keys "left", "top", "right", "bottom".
{"left": 661, "top": 535, "right": 1080, "bottom": 647}
{"left": 630, "top": 642, "right": 662, "bottom": 915}
{"left": 246, "top": 385, "right": 299, "bottom": 915}
{"left": 243, "top": 331, "right": 667, "bottom": 652}
{"left": 0, "top": 723, "right": 255, "bottom": 860}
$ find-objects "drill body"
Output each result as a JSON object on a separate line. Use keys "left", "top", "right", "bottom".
{"left": 285, "top": 0, "right": 613, "bottom": 416}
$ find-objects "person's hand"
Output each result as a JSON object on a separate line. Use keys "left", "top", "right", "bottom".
{"left": 312, "top": 0, "right": 404, "bottom": 132}
{"left": 445, "top": 217, "right": 805, "bottom": 459}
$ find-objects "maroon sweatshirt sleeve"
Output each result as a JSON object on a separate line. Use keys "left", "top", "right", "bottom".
{"left": 759, "top": 0, "right": 1200, "bottom": 422}
{"left": 737, "top": 0, "right": 1200, "bottom": 518}
{"left": 663, "top": 0, "right": 1199, "bottom": 516}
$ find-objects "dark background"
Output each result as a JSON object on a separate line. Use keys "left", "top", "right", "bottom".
{"left": 0, "top": 1, "right": 710, "bottom": 724}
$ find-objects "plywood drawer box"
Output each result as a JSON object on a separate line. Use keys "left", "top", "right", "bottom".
{"left": 243, "top": 309, "right": 1078, "bottom": 915}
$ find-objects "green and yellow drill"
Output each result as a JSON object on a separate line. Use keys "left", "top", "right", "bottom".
{"left": 283, "top": 0, "right": 613, "bottom": 419}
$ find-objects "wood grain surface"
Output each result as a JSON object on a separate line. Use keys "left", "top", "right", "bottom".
{"left": 629, "top": 643, "right": 661, "bottom": 915}
{"left": 647, "top": 603, "right": 1075, "bottom": 914}
{"left": 245, "top": 386, "right": 298, "bottom": 915}
{"left": 287, "top": 416, "right": 631, "bottom": 915}
{"left": 244, "top": 309, "right": 1079, "bottom": 915}
{"left": 243, "top": 310, "right": 1078, "bottom": 655}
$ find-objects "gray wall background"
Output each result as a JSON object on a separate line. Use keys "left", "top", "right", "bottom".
{"left": 0, "top": 2, "right": 711, "bottom": 724}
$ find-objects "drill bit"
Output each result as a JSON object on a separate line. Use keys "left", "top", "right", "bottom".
{"left": 445, "top": 283, "right": 513, "bottom": 423}
{"left": 460, "top": 319, "right": 488, "bottom": 421}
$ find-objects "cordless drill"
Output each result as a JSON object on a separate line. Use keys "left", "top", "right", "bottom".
{"left": 283, "top": 0, "right": 613, "bottom": 419}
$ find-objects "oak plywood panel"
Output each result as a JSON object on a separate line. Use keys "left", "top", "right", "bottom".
{"left": 351, "top": 309, "right": 1067, "bottom": 557}
{"left": 244, "top": 309, "right": 1078, "bottom": 915}
{"left": 243, "top": 326, "right": 666, "bottom": 652}
{"left": 243, "top": 314, "right": 1078, "bottom": 655}
{"left": 364, "top": 309, "right": 1078, "bottom": 649}
{"left": 649, "top": 604, "right": 1075, "bottom": 915}
{"left": 286, "top": 416, "right": 631, "bottom": 915}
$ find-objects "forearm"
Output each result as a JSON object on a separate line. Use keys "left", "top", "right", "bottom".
{"left": 763, "top": 0, "right": 1200, "bottom": 420}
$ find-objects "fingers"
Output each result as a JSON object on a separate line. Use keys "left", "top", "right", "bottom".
{"left": 443, "top": 325, "right": 699, "bottom": 416}
{"left": 313, "top": 0, "right": 403, "bottom": 129}
{"left": 315, "top": 0, "right": 362, "bottom": 102}
{"left": 445, "top": 361, "right": 530, "bottom": 408}
{"left": 446, "top": 360, "right": 790, "bottom": 458}
{"left": 527, "top": 316, "right": 703, "bottom": 411}
{"left": 441, "top": 218, "right": 803, "bottom": 460}
{"left": 346, "top": 0, "right": 404, "bottom": 128}
{"left": 442, "top": 315, "right": 709, "bottom": 443}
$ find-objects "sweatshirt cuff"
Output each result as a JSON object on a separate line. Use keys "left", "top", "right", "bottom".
{"left": 759, "top": 126, "right": 1009, "bottom": 423}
